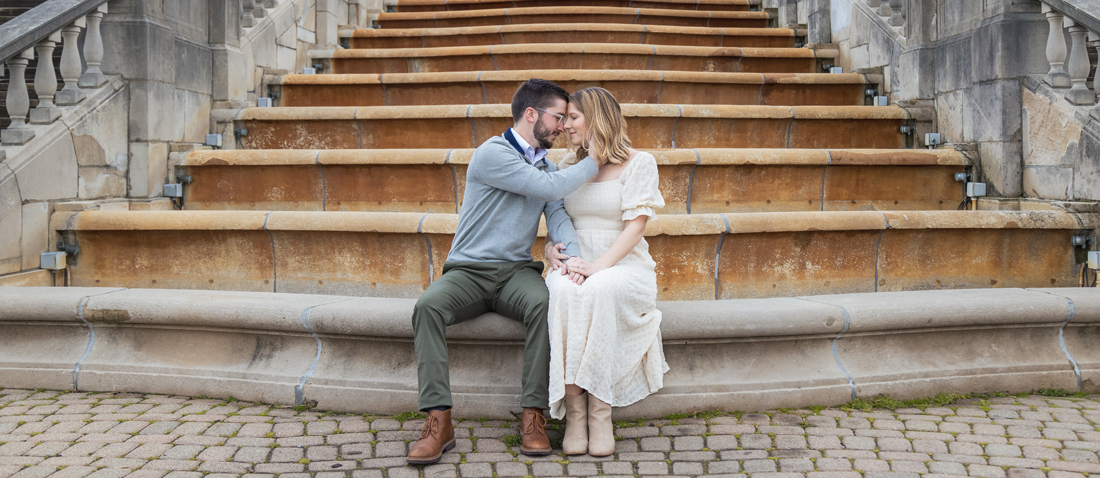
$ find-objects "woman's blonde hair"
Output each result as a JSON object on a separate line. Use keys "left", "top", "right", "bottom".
{"left": 566, "top": 87, "right": 631, "bottom": 166}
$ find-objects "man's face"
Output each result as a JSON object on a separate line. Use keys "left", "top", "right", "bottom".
{"left": 532, "top": 98, "right": 567, "bottom": 149}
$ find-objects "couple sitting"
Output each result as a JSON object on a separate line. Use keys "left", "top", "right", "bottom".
{"left": 407, "top": 79, "right": 668, "bottom": 464}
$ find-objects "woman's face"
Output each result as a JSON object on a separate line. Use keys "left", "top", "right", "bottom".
{"left": 564, "top": 102, "right": 587, "bottom": 148}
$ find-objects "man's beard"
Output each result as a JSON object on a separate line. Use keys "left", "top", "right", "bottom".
{"left": 533, "top": 118, "right": 556, "bottom": 149}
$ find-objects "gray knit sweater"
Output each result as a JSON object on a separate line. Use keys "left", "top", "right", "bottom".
{"left": 447, "top": 135, "right": 599, "bottom": 263}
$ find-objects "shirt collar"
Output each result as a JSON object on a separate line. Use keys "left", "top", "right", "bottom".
{"left": 508, "top": 128, "right": 548, "bottom": 165}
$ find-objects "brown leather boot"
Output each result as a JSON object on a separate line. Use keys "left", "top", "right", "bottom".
{"left": 520, "top": 407, "right": 552, "bottom": 456}
{"left": 406, "top": 409, "right": 455, "bottom": 465}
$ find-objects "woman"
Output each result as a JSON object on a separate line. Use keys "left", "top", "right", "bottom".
{"left": 544, "top": 87, "right": 668, "bottom": 457}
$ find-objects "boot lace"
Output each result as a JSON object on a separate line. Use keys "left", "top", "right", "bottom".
{"left": 419, "top": 413, "right": 440, "bottom": 441}
{"left": 524, "top": 410, "right": 547, "bottom": 436}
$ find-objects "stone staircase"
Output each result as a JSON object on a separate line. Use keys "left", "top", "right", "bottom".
{"left": 52, "top": 1, "right": 1091, "bottom": 300}
{"left": 20, "top": 0, "right": 1098, "bottom": 415}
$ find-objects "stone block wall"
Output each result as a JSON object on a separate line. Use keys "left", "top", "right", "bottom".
{"left": 817, "top": 0, "right": 1062, "bottom": 199}
{"left": 0, "top": 0, "right": 375, "bottom": 279}
{"left": 1022, "top": 77, "right": 1100, "bottom": 201}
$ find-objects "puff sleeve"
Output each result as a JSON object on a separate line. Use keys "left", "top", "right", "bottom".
{"left": 621, "top": 152, "right": 665, "bottom": 221}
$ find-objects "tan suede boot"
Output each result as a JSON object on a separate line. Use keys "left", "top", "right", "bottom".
{"left": 587, "top": 395, "right": 614, "bottom": 457}
{"left": 562, "top": 393, "right": 588, "bottom": 455}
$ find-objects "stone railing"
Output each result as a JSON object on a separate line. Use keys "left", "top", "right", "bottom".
{"left": 862, "top": 0, "right": 905, "bottom": 29}
{"left": 1040, "top": 0, "right": 1100, "bottom": 118}
{"left": 0, "top": 0, "right": 109, "bottom": 145}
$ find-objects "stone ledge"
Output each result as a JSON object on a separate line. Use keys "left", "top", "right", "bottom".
{"left": 0, "top": 287, "right": 1095, "bottom": 417}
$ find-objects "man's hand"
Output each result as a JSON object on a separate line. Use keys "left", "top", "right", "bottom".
{"left": 545, "top": 242, "right": 570, "bottom": 275}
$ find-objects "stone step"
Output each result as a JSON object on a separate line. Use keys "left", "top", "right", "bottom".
{"left": 394, "top": 0, "right": 755, "bottom": 13}
{"left": 177, "top": 148, "right": 969, "bottom": 213}
{"left": 321, "top": 43, "right": 831, "bottom": 74}
{"left": 5, "top": 286, "right": 1093, "bottom": 417}
{"left": 377, "top": 6, "right": 771, "bottom": 29}
{"left": 347, "top": 24, "right": 797, "bottom": 49}
{"left": 274, "top": 71, "right": 873, "bottom": 107}
{"left": 235, "top": 104, "right": 921, "bottom": 150}
{"left": 51, "top": 209, "right": 1087, "bottom": 301}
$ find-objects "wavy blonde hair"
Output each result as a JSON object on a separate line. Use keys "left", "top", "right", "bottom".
{"left": 564, "top": 87, "right": 631, "bottom": 166}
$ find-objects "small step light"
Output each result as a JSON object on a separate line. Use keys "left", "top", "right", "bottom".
{"left": 302, "top": 67, "right": 317, "bottom": 75}
{"left": 872, "top": 96, "right": 888, "bottom": 106}
{"left": 205, "top": 134, "right": 223, "bottom": 148}
{"left": 954, "top": 173, "right": 970, "bottom": 182}
{"left": 829, "top": 66, "right": 844, "bottom": 74}
{"left": 966, "top": 182, "right": 986, "bottom": 197}
{"left": 1088, "top": 251, "right": 1100, "bottom": 270}
{"left": 925, "top": 133, "right": 942, "bottom": 148}
{"left": 40, "top": 251, "right": 66, "bottom": 270}
{"left": 1071, "top": 236, "right": 1095, "bottom": 247}
{"left": 163, "top": 183, "right": 183, "bottom": 198}
{"left": 257, "top": 97, "right": 273, "bottom": 107}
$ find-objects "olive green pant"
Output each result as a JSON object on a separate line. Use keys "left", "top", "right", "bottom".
{"left": 412, "top": 260, "right": 550, "bottom": 411}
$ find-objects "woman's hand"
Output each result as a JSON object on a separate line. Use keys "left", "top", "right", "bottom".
{"left": 568, "top": 270, "right": 585, "bottom": 285}
{"left": 566, "top": 256, "right": 607, "bottom": 277}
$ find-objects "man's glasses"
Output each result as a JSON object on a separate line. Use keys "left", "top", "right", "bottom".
{"left": 532, "top": 107, "right": 566, "bottom": 126}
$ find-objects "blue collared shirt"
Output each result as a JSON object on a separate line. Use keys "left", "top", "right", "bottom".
{"left": 507, "top": 128, "right": 548, "bottom": 167}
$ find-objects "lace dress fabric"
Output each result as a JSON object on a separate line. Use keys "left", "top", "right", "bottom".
{"left": 546, "top": 151, "right": 669, "bottom": 419}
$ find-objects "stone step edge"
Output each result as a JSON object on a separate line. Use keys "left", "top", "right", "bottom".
{"left": 275, "top": 71, "right": 871, "bottom": 86}
{"left": 181, "top": 147, "right": 969, "bottom": 167}
{"left": 377, "top": 6, "right": 773, "bottom": 20}
{"left": 345, "top": 23, "right": 796, "bottom": 39}
{"left": 50, "top": 210, "right": 1088, "bottom": 236}
{"left": 0, "top": 286, "right": 1094, "bottom": 417}
{"left": 395, "top": 0, "right": 757, "bottom": 10}
{"left": 235, "top": 104, "right": 912, "bottom": 121}
{"left": 319, "top": 43, "right": 832, "bottom": 59}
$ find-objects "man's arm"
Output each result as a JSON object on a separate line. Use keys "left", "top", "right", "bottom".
{"left": 544, "top": 197, "right": 581, "bottom": 258}
{"left": 469, "top": 147, "right": 599, "bottom": 202}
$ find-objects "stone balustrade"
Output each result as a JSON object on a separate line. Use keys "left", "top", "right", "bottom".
{"left": 1040, "top": 2, "right": 1100, "bottom": 118}
{"left": 1, "top": 2, "right": 108, "bottom": 146}
{"left": 862, "top": 0, "right": 905, "bottom": 31}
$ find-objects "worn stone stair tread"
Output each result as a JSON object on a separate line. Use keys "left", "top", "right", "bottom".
{"left": 181, "top": 147, "right": 970, "bottom": 167}
{"left": 395, "top": 0, "right": 755, "bottom": 13}
{"left": 234, "top": 104, "right": 918, "bottom": 150}
{"left": 276, "top": 70, "right": 872, "bottom": 107}
{"left": 348, "top": 24, "right": 797, "bottom": 49}
{"left": 2, "top": 285, "right": 1094, "bottom": 416}
{"left": 177, "top": 148, "right": 970, "bottom": 214}
{"left": 51, "top": 209, "right": 1084, "bottom": 234}
{"left": 325, "top": 43, "right": 831, "bottom": 75}
{"left": 377, "top": 6, "right": 772, "bottom": 29}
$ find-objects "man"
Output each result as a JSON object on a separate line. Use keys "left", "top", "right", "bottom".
{"left": 406, "top": 79, "right": 599, "bottom": 465}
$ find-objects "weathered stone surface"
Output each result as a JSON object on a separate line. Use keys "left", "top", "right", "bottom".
{"left": 129, "top": 142, "right": 169, "bottom": 198}
{"left": 19, "top": 202, "right": 49, "bottom": 270}
{"left": 0, "top": 166, "right": 23, "bottom": 275}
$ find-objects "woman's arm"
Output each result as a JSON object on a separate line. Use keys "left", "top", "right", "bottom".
{"left": 565, "top": 216, "right": 648, "bottom": 277}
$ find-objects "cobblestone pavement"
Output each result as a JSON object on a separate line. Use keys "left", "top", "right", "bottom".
{"left": 2, "top": 389, "right": 1100, "bottom": 478}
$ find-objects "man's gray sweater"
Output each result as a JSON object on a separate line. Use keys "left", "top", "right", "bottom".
{"left": 447, "top": 135, "right": 599, "bottom": 263}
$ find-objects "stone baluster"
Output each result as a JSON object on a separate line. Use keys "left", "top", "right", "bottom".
{"left": 78, "top": 3, "right": 108, "bottom": 88}
{"left": 263, "top": 0, "right": 277, "bottom": 8}
{"left": 30, "top": 32, "right": 62, "bottom": 124}
{"left": 867, "top": 0, "right": 881, "bottom": 8}
{"left": 253, "top": 0, "right": 267, "bottom": 20}
{"left": 1091, "top": 31, "right": 1100, "bottom": 98}
{"left": 889, "top": 0, "right": 904, "bottom": 26}
{"left": 241, "top": 0, "right": 256, "bottom": 27}
{"left": 56, "top": 18, "right": 86, "bottom": 105}
{"left": 878, "top": 0, "right": 892, "bottom": 18}
{"left": 1064, "top": 20, "right": 1095, "bottom": 105}
{"left": 2, "top": 50, "right": 37, "bottom": 145}
{"left": 1041, "top": 3, "right": 1070, "bottom": 87}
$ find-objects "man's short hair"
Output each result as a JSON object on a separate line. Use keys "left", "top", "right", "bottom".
{"left": 511, "top": 79, "right": 570, "bottom": 123}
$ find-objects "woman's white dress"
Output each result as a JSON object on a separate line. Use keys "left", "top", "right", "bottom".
{"left": 546, "top": 151, "right": 669, "bottom": 420}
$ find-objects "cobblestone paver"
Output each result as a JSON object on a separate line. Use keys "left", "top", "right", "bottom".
{"left": 1, "top": 389, "right": 1099, "bottom": 477}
